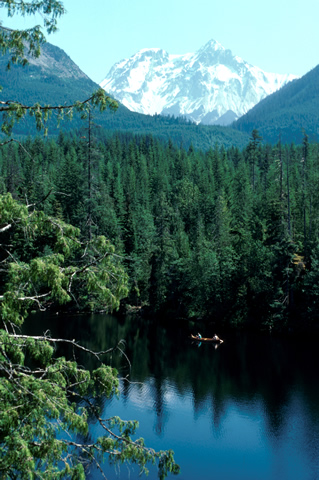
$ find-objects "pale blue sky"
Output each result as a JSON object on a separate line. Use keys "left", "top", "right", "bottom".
{"left": 2, "top": 0, "right": 319, "bottom": 83}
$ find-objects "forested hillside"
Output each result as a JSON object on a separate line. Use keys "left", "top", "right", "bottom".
{"left": 1, "top": 130, "right": 319, "bottom": 333}
{"left": 233, "top": 65, "right": 319, "bottom": 144}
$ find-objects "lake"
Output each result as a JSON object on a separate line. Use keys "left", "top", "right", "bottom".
{"left": 24, "top": 313, "right": 319, "bottom": 479}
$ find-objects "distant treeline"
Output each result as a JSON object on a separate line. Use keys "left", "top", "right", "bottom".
{"left": 1, "top": 129, "right": 319, "bottom": 333}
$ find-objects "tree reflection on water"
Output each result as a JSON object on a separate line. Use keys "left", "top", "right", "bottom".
{"left": 24, "top": 312, "right": 319, "bottom": 480}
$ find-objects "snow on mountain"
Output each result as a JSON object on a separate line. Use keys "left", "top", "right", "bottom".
{"left": 100, "top": 39, "right": 297, "bottom": 125}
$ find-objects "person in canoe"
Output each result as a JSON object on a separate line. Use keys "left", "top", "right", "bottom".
{"left": 190, "top": 333, "right": 223, "bottom": 343}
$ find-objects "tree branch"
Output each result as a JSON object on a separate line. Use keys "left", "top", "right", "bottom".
{"left": 0, "top": 224, "right": 12, "bottom": 233}
{"left": 0, "top": 292, "right": 50, "bottom": 302}
{"left": 6, "top": 332, "right": 125, "bottom": 361}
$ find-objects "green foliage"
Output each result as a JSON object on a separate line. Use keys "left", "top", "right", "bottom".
{"left": 0, "top": 193, "right": 179, "bottom": 478}
{"left": 0, "top": 192, "right": 129, "bottom": 315}
{"left": 0, "top": 0, "right": 65, "bottom": 68}
{"left": 2, "top": 131, "right": 319, "bottom": 331}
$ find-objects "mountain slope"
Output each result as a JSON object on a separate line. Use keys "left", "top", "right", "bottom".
{"left": 0, "top": 42, "right": 97, "bottom": 104}
{"left": 100, "top": 39, "right": 296, "bottom": 125}
{"left": 0, "top": 41, "right": 250, "bottom": 149}
{"left": 233, "top": 65, "right": 319, "bottom": 143}
{"left": 0, "top": 42, "right": 102, "bottom": 134}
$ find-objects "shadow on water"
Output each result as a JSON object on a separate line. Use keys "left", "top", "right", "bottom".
{"left": 23, "top": 312, "right": 319, "bottom": 479}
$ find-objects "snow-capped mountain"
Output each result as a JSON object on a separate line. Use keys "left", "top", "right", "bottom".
{"left": 100, "top": 39, "right": 297, "bottom": 125}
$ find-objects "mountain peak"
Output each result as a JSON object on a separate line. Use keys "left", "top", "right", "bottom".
{"left": 200, "top": 38, "right": 225, "bottom": 52}
{"left": 100, "top": 40, "right": 297, "bottom": 125}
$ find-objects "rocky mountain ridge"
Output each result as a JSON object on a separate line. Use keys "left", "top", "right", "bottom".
{"left": 100, "top": 39, "right": 297, "bottom": 125}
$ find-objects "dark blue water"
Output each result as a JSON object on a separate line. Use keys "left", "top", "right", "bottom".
{"left": 25, "top": 313, "right": 319, "bottom": 479}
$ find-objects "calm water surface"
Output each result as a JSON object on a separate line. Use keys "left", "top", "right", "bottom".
{"left": 25, "top": 313, "right": 319, "bottom": 480}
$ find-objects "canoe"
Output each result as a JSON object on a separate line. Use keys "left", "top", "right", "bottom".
{"left": 190, "top": 334, "right": 223, "bottom": 344}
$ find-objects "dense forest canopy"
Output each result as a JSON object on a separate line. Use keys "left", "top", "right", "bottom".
{"left": 1, "top": 129, "right": 319, "bottom": 333}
